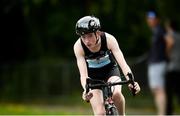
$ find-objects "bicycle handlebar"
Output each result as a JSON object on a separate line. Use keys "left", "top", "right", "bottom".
{"left": 86, "top": 72, "right": 136, "bottom": 96}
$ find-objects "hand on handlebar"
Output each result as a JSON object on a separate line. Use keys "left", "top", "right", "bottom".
{"left": 82, "top": 90, "right": 93, "bottom": 102}
{"left": 128, "top": 82, "right": 140, "bottom": 95}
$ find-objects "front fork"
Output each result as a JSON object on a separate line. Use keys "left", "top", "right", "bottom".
{"left": 103, "top": 86, "right": 117, "bottom": 114}
{"left": 105, "top": 97, "right": 117, "bottom": 115}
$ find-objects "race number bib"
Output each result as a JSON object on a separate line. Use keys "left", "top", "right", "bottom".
{"left": 86, "top": 54, "right": 111, "bottom": 68}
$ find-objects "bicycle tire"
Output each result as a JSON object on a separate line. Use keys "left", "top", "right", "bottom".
{"left": 109, "top": 107, "right": 119, "bottom": 115}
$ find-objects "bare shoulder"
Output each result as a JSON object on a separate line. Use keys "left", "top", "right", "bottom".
{"left": 73, "top": 38, "right": 84, "bottom": 56}
{"left": 105, "top": 32, "right": 119, "bottom": 49}
{"left": 105, "top": 32, "right": 116, "bottom": 40}
{"left": 74, "top": 38, "right": 80, "bottom": 49}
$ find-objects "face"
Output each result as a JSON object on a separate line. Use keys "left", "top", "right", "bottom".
{"left": 81, "top": 32, "right": 99, "bottom": 48}
{"left": 146, "top": 17, "right": 159, "bottom": 28}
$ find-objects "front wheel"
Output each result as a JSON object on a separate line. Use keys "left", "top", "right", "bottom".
{"left": 106, "top": 106, "right": 119, "bottom": 115}
{"left": 110, "top": 107, "right": 119, "bottom": 115}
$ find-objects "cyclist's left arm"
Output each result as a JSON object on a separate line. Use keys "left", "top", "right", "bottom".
{"left": 106, "top": 33, "right": 132, "bottom": 80}
{"left": 106, "top": 33, "right": 141, "bottom": 94}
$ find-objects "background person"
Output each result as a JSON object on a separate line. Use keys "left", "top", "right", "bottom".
{"left": 165, "top": 19, "right": 180, "bottom": 115}
{"left": 146, "top": 11, "right": 168, "bottom": 115}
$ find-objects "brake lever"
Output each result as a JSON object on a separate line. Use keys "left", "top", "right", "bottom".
{"left": 127, "top": 73, "right": 136, "bottom": 96}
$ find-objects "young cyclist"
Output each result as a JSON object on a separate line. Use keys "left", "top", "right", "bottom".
{"left": 73, "top": 15, "right": 140, "bottom": 115}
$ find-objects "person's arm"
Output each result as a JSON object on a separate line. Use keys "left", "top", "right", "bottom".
{"left": 73, "top": 39, "right": 88, "bottom": 90}
{"left": 165, "top": 34, "right": 174, "bottom": 58}
{"left": 106, "top": 33, "right": 132, "bottom": 80}
{"left": 106, "top": 33, "right": 141, "bottom": 94}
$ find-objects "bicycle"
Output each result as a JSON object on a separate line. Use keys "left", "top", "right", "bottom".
{"left": 85, "top": 73, "right": 136, "bottom": 115}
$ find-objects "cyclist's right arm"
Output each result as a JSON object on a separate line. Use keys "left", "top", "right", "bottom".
{"left": 73, "top": 39, "right": 88, "bottom": 90}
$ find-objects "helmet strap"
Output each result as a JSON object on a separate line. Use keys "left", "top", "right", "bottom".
{"left": 94, "top": 32, "right": 99, "bottom": 45}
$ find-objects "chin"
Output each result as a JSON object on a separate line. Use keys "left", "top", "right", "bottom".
{"left": 87, "top": 46, "right": 92, "bottom": 49}
{"left": 86, "top": 44, "right": 91, "bottom": 48}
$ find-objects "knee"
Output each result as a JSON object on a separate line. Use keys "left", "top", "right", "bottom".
{"left": 113, "top": 92, "right": 125, "bottom": 102}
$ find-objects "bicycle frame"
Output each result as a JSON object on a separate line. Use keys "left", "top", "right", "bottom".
{"left": 102, "top": 84, "right": 118, "bottom": 115}
{"left": 85, "top": 72, "right": 135, "bottom": 115}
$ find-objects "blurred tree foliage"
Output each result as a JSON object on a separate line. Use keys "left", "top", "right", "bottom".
{"left": 22, "top": 0, "right": 151, "bottom": 59}
{"left": 0, "top": 0, "right": 180, "bottom": 101}
{"left": 1, "top": 0, "right": 180, "bottom": 62}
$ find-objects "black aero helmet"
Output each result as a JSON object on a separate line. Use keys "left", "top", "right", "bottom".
{"left": 75, "top": 16, "right": 101, "bottom": 36}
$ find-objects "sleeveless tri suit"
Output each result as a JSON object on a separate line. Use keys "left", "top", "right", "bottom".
{"left": 81, "top": 32, "right": 121, "bottom": 82}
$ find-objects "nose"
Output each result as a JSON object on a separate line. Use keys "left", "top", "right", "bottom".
{"left": 83, "top": 37, "right": 90, "bottom": 43}
{"left": 84, "top": 38, "right": 90, "bottom": 43}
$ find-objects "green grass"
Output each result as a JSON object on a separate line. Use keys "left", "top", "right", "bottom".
{"left": 0, "top": 103, "right": 91, "bottom": 115}
{"left": 0, "top": 94, "right": 92, "bottom": 115}
{"left": 0, "top": 91, "right": 179, "bottom": 115}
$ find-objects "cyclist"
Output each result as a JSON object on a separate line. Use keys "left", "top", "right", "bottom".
{"left": 73, "top": 15, "right": 141, "bottom": 115}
